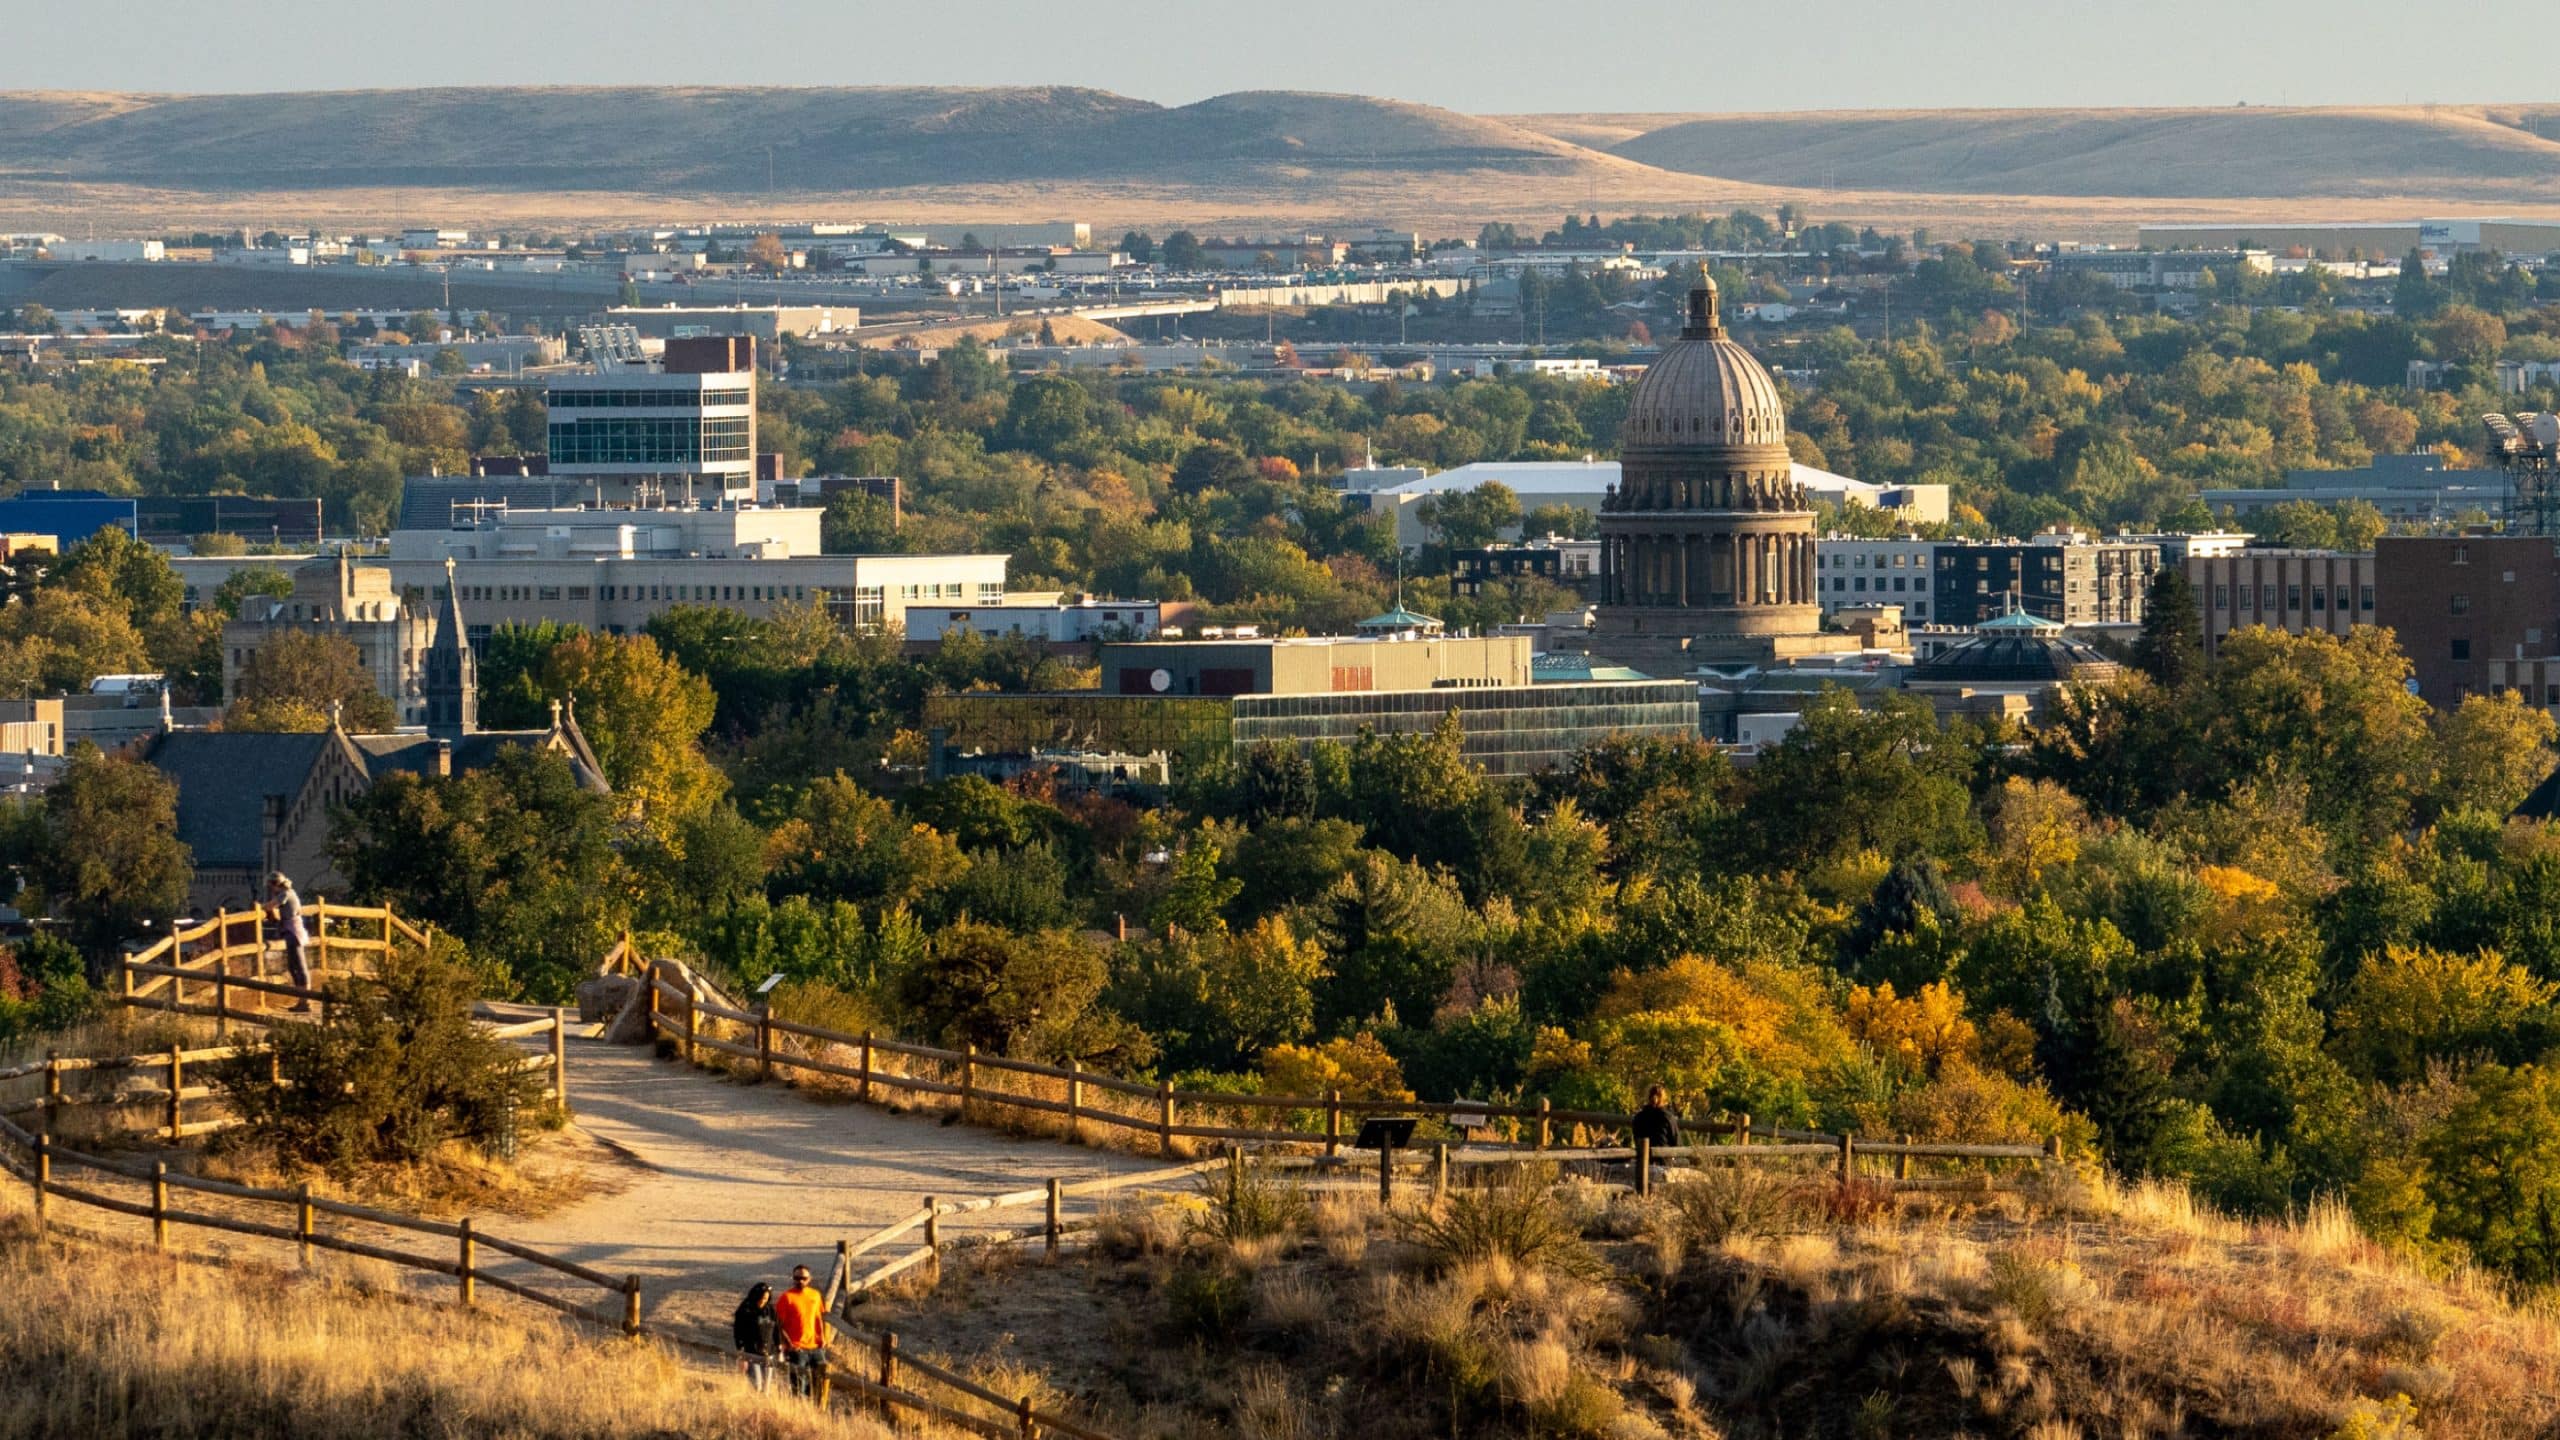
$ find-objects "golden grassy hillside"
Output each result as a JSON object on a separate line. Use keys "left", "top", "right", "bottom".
{"left": 857, "top": 1165, "right": 2560, "bottom": 1439}
{"left": 1521, "top": 104, "right": 2560, "bottom": 201}
{"left": 0, "top": 1206, "right": 889, "bottom": 1440}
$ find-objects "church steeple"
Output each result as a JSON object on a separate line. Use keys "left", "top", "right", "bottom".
{"left": 425, "top": 556, "right": 478, "bottom": 742}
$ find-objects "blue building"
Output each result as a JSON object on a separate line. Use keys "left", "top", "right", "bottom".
{"left": 0, "top": 490, "right": 139, "bottom": 545}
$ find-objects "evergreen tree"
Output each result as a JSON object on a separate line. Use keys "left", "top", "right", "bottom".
{"left": 2133, "top": 567, "right": 2204, "bottom": 692}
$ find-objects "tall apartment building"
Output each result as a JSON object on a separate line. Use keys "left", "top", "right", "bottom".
{"left": 2185, "top": 548, "right": 2377, "bottom": 657}
{"left": 1931, "top": 533, "right": 2160, "bottom": 627}
{"left": 1815, "top": 539, "right": 1939, "bottom": 622}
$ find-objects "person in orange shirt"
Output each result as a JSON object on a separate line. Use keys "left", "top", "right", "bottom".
{"left": 772, "top": 1264, "right": 833, "bottom": 1405}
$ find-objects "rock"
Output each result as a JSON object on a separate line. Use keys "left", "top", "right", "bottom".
{"left": 601, "top": 984, "right": 655, "bottom": 1045}
{"left": 576, "top": 974, "right": 637, "bottom": 1024}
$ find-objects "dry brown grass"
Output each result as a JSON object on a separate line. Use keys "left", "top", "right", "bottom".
{"left": 197, "top": 1130, "right": 604, "bottom": 1221}
{"left": 0, "top": 1202, "right": 889, "bottom": 1440}
{"left": 851, "top": 1159, "right": 2560, "bottom": 1439}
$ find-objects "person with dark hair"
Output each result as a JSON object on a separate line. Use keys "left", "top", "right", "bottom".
{"left": 1630, "top": 1084, "right": 1682, "bottom": 1150}
{"left": 732, "top": 1281, "right": 778, "bottom": 1392}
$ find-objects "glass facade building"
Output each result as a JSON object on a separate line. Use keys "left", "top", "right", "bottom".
{"left": 928, "top": 681, "right": 1698, "bottom": 779}
{"left": 546, "top": 415, "right": 754, "bottom": 468}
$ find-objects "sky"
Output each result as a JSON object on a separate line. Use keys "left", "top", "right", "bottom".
{"left": 5, "top": 0, "right": 2545, "bottom": 112}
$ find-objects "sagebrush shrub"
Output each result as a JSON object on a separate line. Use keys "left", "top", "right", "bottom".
{"left": 218, "top": 950, "right": 544, "bottom": 1171}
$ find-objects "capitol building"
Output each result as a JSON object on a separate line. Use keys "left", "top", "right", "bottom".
{"left": 1588, "top": 281, "right": 1834, "bottom": 672}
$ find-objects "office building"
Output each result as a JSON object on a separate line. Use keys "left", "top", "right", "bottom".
{"left": 1452, "top": 539, "right": 1601, "bottom": 596}
{"left": 2050, "top": 249, "right": 2269, "bottom": 291}
{"left": 2203, "top": 453, "right": 2508, "bottom": 525}
{"left": 222, "top": 553, "right": 436, "bottom": 726}
{"left": 1931, "top": 533, "right": 2160, "bottom": 627}
{"left": 2135, "top": 218, "right": 2560, "bottom": 259}
{"left": 1816, "top": 539, "right": 1939, "bottom": 622}
{"left": 903, "top": 597, "right": 1182, "bottom": 650}
{"left": 928, "top": 632, "right": 1697, "bottom": 777}
{"left": 0, "top": 489, "right": 136, "bottom": 545}
{"left": 542, "top": 336, "right": 758, "bottom": 507}
{"left": 2186, "top": 548, "right": 2377, "bottom": 657}
{"left": 137, "top": 495, "right": 326, "bottom": 547}
{"left": 2375, "top": 535, "right": 2560, "bottom": 710}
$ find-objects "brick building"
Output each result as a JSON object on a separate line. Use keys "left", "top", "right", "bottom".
{"left": 2373, "top": 535, "right": 2560, "bottom": 709}
{"left": 2185, "top": 548, "right": 2378, "bottom": 657}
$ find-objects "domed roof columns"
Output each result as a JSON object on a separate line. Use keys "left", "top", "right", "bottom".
{"left": 1594, "top": 280, "right": 1822, "bottom": 642}
{"left": 1598, "top": 531, "right": 1815, "bottom": 609}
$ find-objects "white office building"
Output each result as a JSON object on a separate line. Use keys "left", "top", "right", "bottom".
{"left": 1815, "top": 538, "right": 1940, "bottom": 622}
{"left": 542, "top": 368, "right": 758, "bottom": 506}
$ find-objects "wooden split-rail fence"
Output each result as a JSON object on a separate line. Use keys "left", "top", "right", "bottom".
{"left": 607, "top": 947, "right": 2065, "bottom": 1184}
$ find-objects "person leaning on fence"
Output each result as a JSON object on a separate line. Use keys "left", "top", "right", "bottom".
{"left": 265, "top": 872, "right": 313, "bottom": 1012}
{"left": 731, "top": 1281, "right": 779, "bottom": 1393}
{"left": 773, "top": 1264, "right": 833, "bottom": 1405}
{"left": 1631, "top": 1085, "right": 1682, "bottom": 1151}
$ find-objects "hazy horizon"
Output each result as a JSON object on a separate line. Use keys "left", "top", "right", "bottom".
{"left": 7, "top": 0, "right": 2547, "bottom": 114}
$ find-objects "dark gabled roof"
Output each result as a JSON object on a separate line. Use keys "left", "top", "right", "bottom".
{"left": 139, "top": 731, "right": 340, "bottom": 867}
{"left": 2517, "top": 763, "right": 2560, "bottom": 822}
{"left": 349, "top": 726, "right": 610, "bottom": 794}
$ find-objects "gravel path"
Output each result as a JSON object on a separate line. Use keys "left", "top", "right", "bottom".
{"left": 496, "top": 1038, "right": 1159, "bottom": 1338}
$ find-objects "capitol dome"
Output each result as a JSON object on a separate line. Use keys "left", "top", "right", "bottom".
{"left": 1619, "top": 281, "right": 1789, "bottom": 454}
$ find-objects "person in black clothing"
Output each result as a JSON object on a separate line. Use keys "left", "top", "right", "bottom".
{"left": 732, "top": 1281, "right": 779, "bottom": 1392}
{"left": 1630, "top": 1085, "right": 1682, "bottom": 1149}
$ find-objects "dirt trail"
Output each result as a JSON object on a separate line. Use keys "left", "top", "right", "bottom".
{"left": 497, "top": 1039, "right": 1157, "bottom": 1338}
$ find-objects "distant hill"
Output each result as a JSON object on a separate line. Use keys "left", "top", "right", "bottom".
{"left": 1518, "top": 105, "right": 2560, "bottom": 202}
{"left": 0, "top": 86, "right": 1639, "bottom": 194}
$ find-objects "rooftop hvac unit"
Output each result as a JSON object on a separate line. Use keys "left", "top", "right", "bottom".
{"left": 576, "top": 324, "right": 649, "bottom": 371}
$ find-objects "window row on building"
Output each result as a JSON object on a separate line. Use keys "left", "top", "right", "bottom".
{"left": 546, "top": 415, "right": 754, "bottom": 466}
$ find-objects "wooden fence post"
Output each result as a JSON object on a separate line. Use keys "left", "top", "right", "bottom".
{"left": 315, "top": 906, "right": 329, "bottom": 977}
{"left": 1635, "top": 1137, "right": 1651, "bottom": 1198}
{"left": 1735, "top": 1111, "right": 1751, "bottom": 1147}
{"left": 458, "top": 1218, "right": 476, "bottom": 1306}
{"left": 756, "top": 1003, "right": 773, "bottom": 1085}
{"left": 1064, "top": 1058, "right": 1082, "bottom": 1138}
{"left": 549, "top": 1010, "right": 568, "bottom": 1106}
{"left": 298, "top": 1184, "right": 314, "bottom": 1266}
{"left": 961, "top": 1043, "right": 977, "bottom": 1119}
{"left": 1324, "top": 1089, "right": 1342, "bottom": 1159}
{"left": 1838, "top": 1131, "right": 1856, "bottom": 1182}
{"left": 683, "top": 984, "right": 699, "bottom": 1064}
{"left": 878, "top": 1330, "right": 899, "bottom": 1395}
{"left": 40, "top": 1051, "right": 59, "bottom": 1137}
{"left": 1227, "top": 1148, "right": 1243, "bottom": 1209}
{"left": 645, "top": 962, "right": 661, "bottom": 1035}
{"left": 858, "top": 1031, "right": 874, "bottom": 1105}
{"left": 1433, "top": 1141, "right": 1450, "bottom": 1202}
{"left": 1378, "top": 1140, "right": 1393, "bottom": 1205}
{"left": 1157, "top": 1079, "right": 1176, "bottom": 1157}
{"left": 2045, "top": 1134, "right": 2065, "bottom": 1166}
{"left": 167, "top": 1044, "right": 184, "bottom": 1140}
{"left": 151, "top": 1162, "right": 168, "bottom": 1250}
{"left": 1536, "top": 1096, "right": 1552, "bottom": 1152}
{"left": 33, "top": 1134, "right": 48, "bottom": 1228}
{"left": 120, "top": 956, "right": 133, "bottom": 1008}
{"left": 1897, "top": 1132, "right": 1913, "bottom": 1182}
{"left": 622, "top": 1276, "right": 642, "bottom": 1337}
{"left": 1045, "top": 1176, "right": 1061, "bottom": 1257}
{"left": 1017, "top": 1394, "right": 1039, "bottom": 1438}
{"left": 924, "top": 1197, "right": 939, "bottom": 1254}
